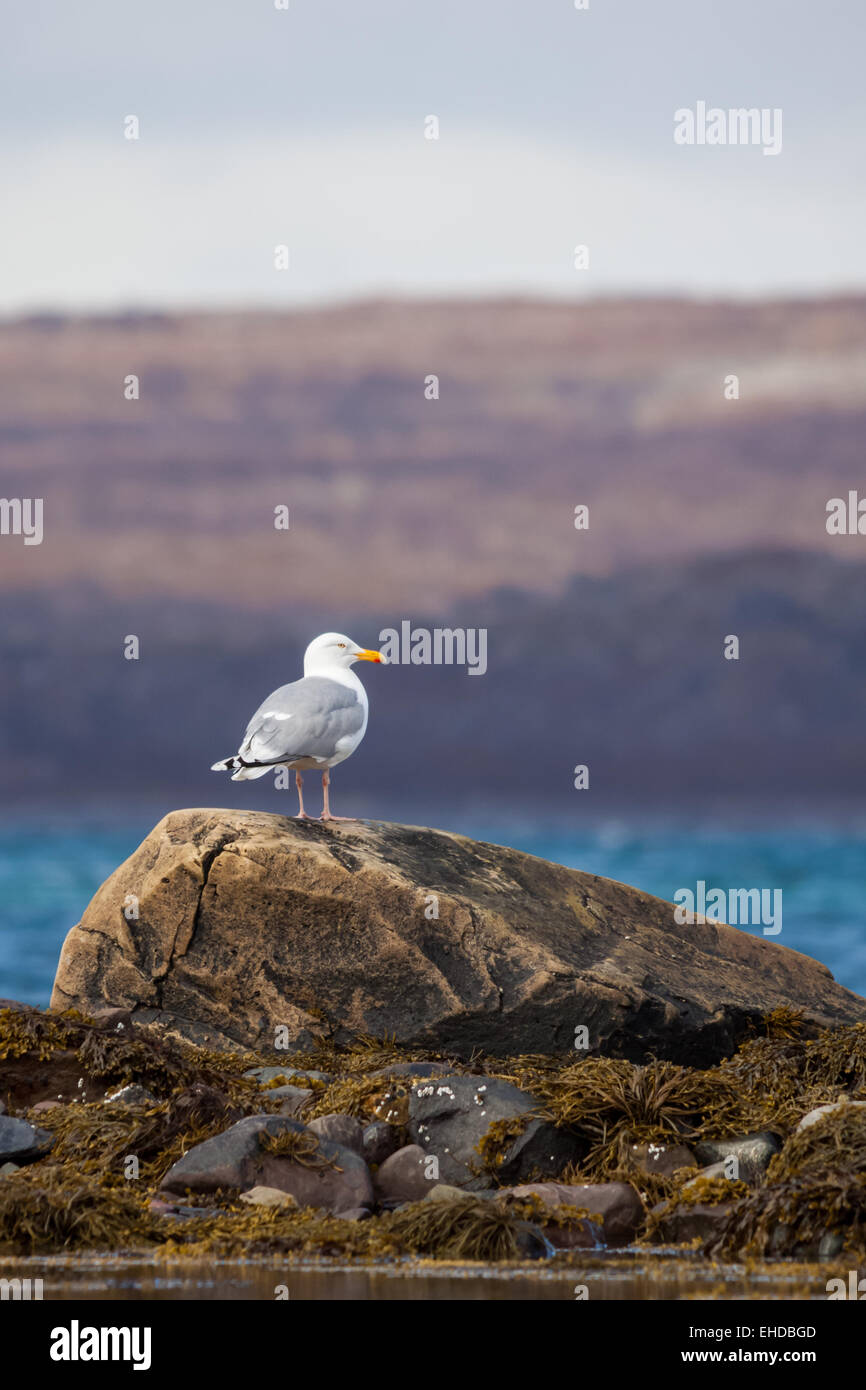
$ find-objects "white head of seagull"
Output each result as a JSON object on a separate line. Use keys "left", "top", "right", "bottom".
{"left": 210, "top": 631, "right": 386, "bottom": 822}
{"left": 303, "top": 632, "right": 387, "bottom": 676}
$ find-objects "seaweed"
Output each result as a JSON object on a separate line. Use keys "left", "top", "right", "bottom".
{"left": 641, "top": 1173, "right": 750, "bottom": 1246}
{"left": 0, "top": 1168, "right": 164, "bottom": 1254}
{"left": 707, "top": 1175, "right": 866, "bottom": 1260}
{"left": 475, "top": 1113, "right": 537, "bottom": 1175}
{"left": 305, "top": 1074, "right": 411, "bottom": 1125}
{"left": 0, "top": 1006, "right": 88, "bottom": 1060}
{"left": 154, "top": 1204, "right": 401, "bottom": 1260}
{"left": 803, "top": 1023, "right": 866, "bottom": 1092}
{"left": 385, "top": 1194, "right": 530, "bottom": 1261}
{"left": 5, "top": 1009, "right": 866, "bottom": 1266}
{"left": 257, "top": 1127, "right": 341, "bottom": 1170}
{"left": 268, "top": 1031, "right": 450, "bottom": 1081}
{"left": 697, "top": 1026, "right": 866, "bottom": 1140}
{"left": 592, "top": 1130, "right": 696, "bottom": 1210}
{"left": 0, "top": 1005, "right": 262, "bottom": 1104}
{"left": 754, "top": 1006, "right": 808, "bottom": 1041}
{"left": 535, "top": 1057, "right": 729, "bottom": 1178}
{"left": 31, "top": 1084, "right": 247, "bottom": 1186}
{"left": 767, "top": 1103, "right": 866, "bottom": 1183}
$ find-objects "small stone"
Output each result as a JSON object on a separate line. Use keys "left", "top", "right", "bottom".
{"left": 30, "top": 1100, "right": 62, "bottom": 1115}
{"left": 0, "top": 1115, "right": 54, "bottom": 1164}
{"left": 694, "top": 1131, "right": 781, "bottom": 1184}
{"left": 105, "top": 1083, "right": 159, "bottom": 1107}
{"left": 374, "top": 1145, "right": 439, "bottom": 1204}
{"left": 628, "top": 1141, "right": 697, "bottom": 1178}
{"left": 307, "top": 1114, "right": 365, "bottom": 1155}
{"left": 0, "top": 1162, "right": 20, "bottom": 1177}
{"left": 817, "top": 1231, "right": 845, "bottom": 1258}
{"left": 651, "top": 1202, "right": 735, "bottom": 1245}
{"left": 239, "top": 1186, "right": 299, "bottom": 1208}
{"left": 683, "top": 1161, "right": 731, "bottom": 1187}
{"left": 425, "top": 1184, "right": 471, "bottom": 1203}
{"left": 268, "top": 1086, "right": 314, "bottom": 1115}
{"left": 797, "top": 1100, "right": 866, "bottom": 1132}
{"left": 334, "top": 1206, "right": 371, "bottom": 1222}
{"left": 362, "top": 1121, "right": 401, "bottom": 1167}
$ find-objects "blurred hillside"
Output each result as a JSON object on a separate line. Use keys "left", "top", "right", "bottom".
{"left": 1, "top": 297, "right": 865, "bottom": 608}
{"left": 2, "top": 550, "right": 864, "bottom": 813}
{"left": 1, "top": 298, "right": 865, "bottom": 812}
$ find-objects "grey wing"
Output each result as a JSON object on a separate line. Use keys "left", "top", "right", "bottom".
{"left": 238, "top": 676, "right": 364, "bottom": 766}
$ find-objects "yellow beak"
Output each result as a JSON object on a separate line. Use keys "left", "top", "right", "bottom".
{"left": 356, "top": 648, "right": 384, "bottom": 663}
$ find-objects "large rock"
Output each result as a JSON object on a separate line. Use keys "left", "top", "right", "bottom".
{"left": 408, "top": 1076, "right": 575, "bottom": 1190}
{"left": 506, "top": 1181, "right": 644, "bottom": 1246}
{"left": 50, "top": 809, "right": 866, "bottom": 1062}
{"left": 160, "top": 1114, "right": 373, "bottom": 1212}
{"left": 0, "top": 1116, "right": 54, "bottom": 1165}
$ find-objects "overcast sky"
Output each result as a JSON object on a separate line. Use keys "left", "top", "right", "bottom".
{"left": 2, "top": 0, "right": 864, "bottom": 312}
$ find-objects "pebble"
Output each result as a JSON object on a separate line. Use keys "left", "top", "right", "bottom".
{"left": 797, "top": 1100, "right": 866, "bottom": 1131}
{"left": 239, "top": 1186, "right": 299, "bottom": 1208}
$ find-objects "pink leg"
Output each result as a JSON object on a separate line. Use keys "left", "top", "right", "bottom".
{"left": 320, "top": 769, "right": 353, "bottom": 821}
{"left": 294, "top": 771, "right": 311, "bottom": 819}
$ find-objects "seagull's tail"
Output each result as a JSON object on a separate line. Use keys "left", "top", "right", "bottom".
{"left": 211, "top": 755, "right": 240, "bottom": 773}
{"left": 211, "top": 755, "right": 272, "bottom": 782}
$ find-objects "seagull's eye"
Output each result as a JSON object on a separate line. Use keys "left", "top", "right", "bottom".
{"left": 337, "top": 642, "right": 347, "bottom": 648}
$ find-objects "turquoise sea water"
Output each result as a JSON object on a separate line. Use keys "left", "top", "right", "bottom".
{"left": 1, "top": 814, "right": 864, "bottom": 1006}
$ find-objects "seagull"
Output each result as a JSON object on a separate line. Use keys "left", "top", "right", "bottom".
{"left": 210, "top": 632, "right": 386, "bottom": 820}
